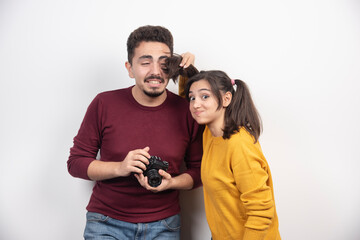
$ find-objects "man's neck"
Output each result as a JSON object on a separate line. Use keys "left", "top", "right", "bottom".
{"left": 131, "top": 86, "right": 167, "bottom": 107}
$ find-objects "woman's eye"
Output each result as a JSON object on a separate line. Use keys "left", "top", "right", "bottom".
{"left": 189, "top": 96, "right": 195, "bottom": 101}
{"left": 202, "top": 95, "right": 209, "bottom": 100}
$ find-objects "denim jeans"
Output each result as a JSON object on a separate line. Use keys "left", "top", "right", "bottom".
{"left": 84, "top": 212, "right": 180, "bottom": 240}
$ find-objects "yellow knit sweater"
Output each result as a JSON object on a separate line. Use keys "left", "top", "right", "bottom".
{"left": 178, "top": 75, "right": 187, "bottom": 98}
{"left": 201, "top": 126, "right": 281, "bottom": 240}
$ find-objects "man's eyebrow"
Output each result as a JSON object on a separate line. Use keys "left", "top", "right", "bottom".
{"left": 138, "top": 55, "right": 169, "bottom": 61}
{"left": 159, "top": 55, "right": 169, "bottom": 60}
{"left": 139, "top": 55, "right": 153, "bottom": 60}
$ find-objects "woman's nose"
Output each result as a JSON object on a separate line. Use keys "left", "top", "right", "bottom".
{"left": 192, "top": 99, "right": 201, "bottom": 109}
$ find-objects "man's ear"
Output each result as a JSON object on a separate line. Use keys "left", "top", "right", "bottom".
{"left": 125, "top": 61, "right": 134, "bottom": 78}
{"left": 223, "top": 91, "right": 232, "bottom": 107}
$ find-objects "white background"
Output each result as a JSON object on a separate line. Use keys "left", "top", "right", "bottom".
{"left": 1, "top": 0, "right": 360, "bottom": 239}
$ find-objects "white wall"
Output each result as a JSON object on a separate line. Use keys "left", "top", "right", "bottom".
{"left": 1, "top": 0, "right": 359, "bottom": 239}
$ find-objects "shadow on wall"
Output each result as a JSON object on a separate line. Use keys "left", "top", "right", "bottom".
{"left": 180, "top": 187, "right": 211, "bottom": 240}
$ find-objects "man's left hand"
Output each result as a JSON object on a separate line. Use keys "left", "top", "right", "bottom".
{"left": 135, "top": 169, "right": 172, "bottom": 193}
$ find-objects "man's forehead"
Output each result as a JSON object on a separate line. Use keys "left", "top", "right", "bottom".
{"left": 134, "top": 42, "right": 171, "bottom": 56}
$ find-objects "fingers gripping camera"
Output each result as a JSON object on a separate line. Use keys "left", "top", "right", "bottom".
{"left": 143, "top": 156, "right": 169, "bottom": 187}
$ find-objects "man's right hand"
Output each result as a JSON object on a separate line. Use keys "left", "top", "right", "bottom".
{"left": 117, "top": 146, "right": 151, "bottom": 177}
{"left": 87, "top": 146, "right": 151, "bottom": 181}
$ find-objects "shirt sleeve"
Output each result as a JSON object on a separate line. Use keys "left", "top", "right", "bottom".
{"left": 182, "top": 110, "right": 204, "bottom": 188}
{"left": 67, "top": 95, "right": 103, "bottom": 180}
{"left": 179, "top": 75, "right": 203, "bottom": 188}
{"left": 231, "top": 130, "right": 275, "bottom": 239}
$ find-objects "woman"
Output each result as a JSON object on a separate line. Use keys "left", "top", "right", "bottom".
{"left": 184, "top": 71, "right": 281, "bottom": 240}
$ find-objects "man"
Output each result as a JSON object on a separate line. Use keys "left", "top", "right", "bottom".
{"left": 67, "top": 25, "right": 203, "bottom": 239}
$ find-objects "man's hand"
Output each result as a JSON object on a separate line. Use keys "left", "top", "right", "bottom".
{"left": 180, "top": 52, "right": 195, "bottom": 68}
{"left": 87, "top": 146, "right": 151, "bottom": 181}
{"left": 135, "top": 169, "right": 172, "bottom": 193}
{"left": 117, "top": 146, "right": 151, "bottom": 177}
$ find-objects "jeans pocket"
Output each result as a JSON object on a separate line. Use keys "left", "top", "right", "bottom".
{"left": 161, "top": 214, "right": 181, "bottom": 231}
{"left": 86, "top": 211, "right": 109, "bottom": 222}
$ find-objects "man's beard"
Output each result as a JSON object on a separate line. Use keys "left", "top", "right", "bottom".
{"left": 143, "top": 75, "right": 166, "bottom": 98}
{"left": 143, "top": 89, "right": 165, "bottom": 98}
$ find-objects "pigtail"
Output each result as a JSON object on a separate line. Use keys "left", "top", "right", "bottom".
{"left": 224, "top": 79, "right": 262, "bottom": 142}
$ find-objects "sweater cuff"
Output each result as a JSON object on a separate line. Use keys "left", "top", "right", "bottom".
{"left": 243, "top": 228, "right": 267, "bottom": 240}
{"left": 67, "top": 157, "right": 94, "bottom": 180}
{"left": 184, "top": 169, "right": 202, "bottom": 189}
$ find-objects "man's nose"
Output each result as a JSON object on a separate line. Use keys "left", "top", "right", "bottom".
{"left": 151, "top": 63, "right": 161, "bottom": 75}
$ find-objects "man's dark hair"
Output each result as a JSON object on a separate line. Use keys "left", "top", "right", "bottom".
{"left": 127, "top": 25, "right": 173, "bottom": 64}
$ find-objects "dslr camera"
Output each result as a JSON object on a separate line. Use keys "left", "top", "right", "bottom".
{"left": 143, "top": 156, "right": 169, "bottom": 187}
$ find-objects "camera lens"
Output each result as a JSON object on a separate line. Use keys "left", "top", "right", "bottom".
{"left": 146, "top": 169, "right": 162, "bottom": 187}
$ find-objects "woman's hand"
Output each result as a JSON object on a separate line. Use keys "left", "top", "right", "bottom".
{"left": 180, "top": 52, "right": 195, "bottom": 68}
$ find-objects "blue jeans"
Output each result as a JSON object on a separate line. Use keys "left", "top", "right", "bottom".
{"left": 84, "top": 212, "right": 181, "bottom": 240}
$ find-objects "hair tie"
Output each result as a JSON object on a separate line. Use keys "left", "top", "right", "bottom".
{"left": 231, "top": 79, "right": 235, "bottom": 85}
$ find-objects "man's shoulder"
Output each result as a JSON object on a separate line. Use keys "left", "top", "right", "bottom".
{"left": 166, "top": 90, "right": 188, "bottom": 105}
{"left": 98, "top": 87, "right": 129, "bottom": 96}
{"left": 96, "top": 87, "right": 130, "bottom": 101}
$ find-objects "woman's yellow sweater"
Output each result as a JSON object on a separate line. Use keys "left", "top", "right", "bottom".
{"left": 201, "top": 126, "right": 281, "bottom": 240}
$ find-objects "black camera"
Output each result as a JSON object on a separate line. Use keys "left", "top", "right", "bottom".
{"left": 143, "top": 156, "right": 169, "bottom": 187}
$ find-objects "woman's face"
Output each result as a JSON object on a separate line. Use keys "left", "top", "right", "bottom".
{"left": 188, "top": 79, "right": 226, "bottom": 128}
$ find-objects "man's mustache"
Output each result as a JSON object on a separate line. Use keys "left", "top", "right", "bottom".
{"left": 145, "top": 75, "right": 165, "bottom": 83}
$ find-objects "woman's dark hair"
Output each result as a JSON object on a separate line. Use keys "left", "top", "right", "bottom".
{"left": 164, "top": 54, "right": 199, "bottom": 83}
{"left": 184, "top": 70, "right": 262, "bottom": 142}
{"left": 127, "top": 25, "right": 173, "bottom": 64}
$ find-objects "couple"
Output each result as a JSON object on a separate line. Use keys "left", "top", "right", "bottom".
{"left": 67, "top": 25, "right": 280, "bottom": 240}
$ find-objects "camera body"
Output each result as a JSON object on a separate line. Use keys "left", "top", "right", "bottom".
{"left": 143, "top": 156, "right": 169, "bottom": 187}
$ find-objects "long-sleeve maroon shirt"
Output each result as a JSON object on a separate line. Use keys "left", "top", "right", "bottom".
{"left": 67, "top": 86, "right": 203, "bottom": 223}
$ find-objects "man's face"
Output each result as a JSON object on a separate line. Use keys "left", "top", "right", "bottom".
{"left": 126, "top": 41, "right": 171, "bottom": 99}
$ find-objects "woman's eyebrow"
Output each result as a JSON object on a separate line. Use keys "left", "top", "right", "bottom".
{"left": 189, "top": 88, "right": 211, "bottom": 94}
{"left": 198, "top": 88, "right": 211, "bottom": 92}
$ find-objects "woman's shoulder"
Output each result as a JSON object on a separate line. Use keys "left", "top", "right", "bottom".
{"left": 230, "top": 127, "right": 256, "bottom": 144}
{"left": 228, "top": 128, "right": 265, "bottom": 162}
